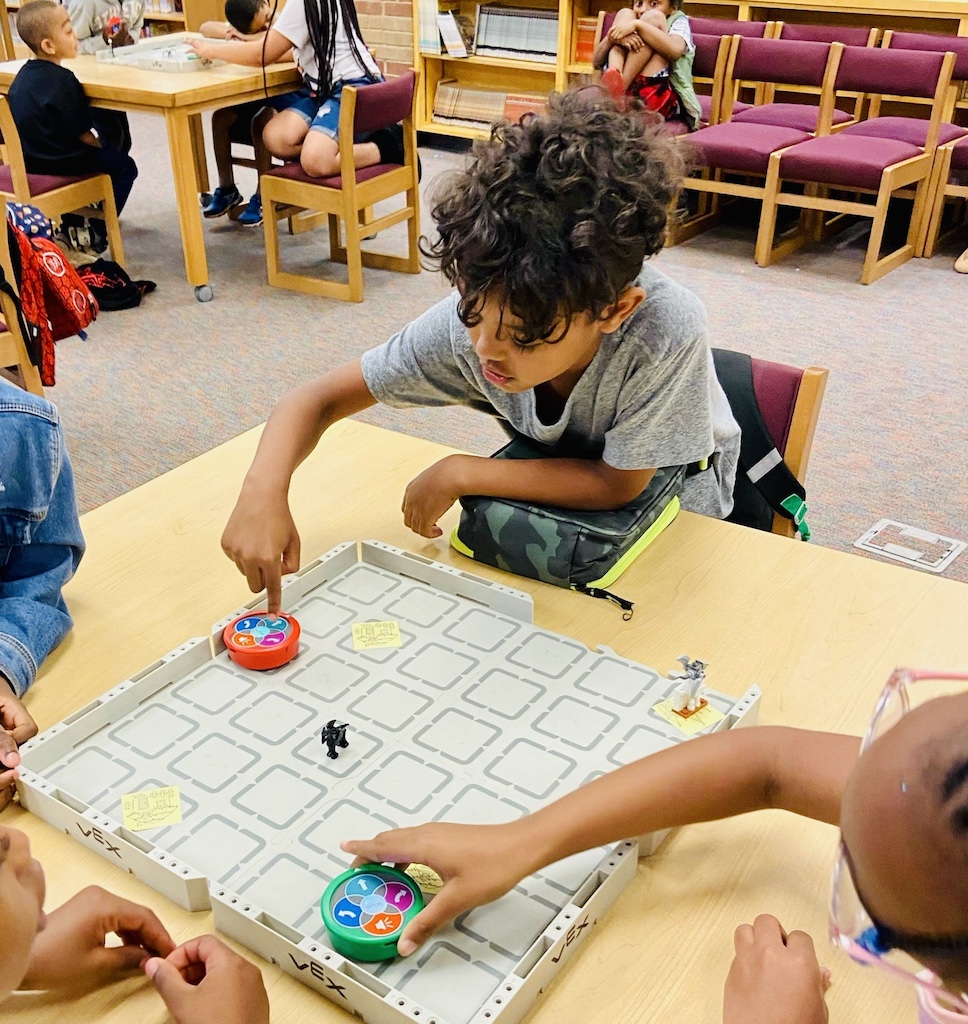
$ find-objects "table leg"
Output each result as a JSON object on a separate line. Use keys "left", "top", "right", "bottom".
{"left": 164, "top": 109, "right": 213, "bottom": 300}
{"left": 189, "top": 113, "right": 210, "bottom": 195}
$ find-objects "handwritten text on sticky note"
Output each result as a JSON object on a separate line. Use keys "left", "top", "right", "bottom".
{"left": 122, "top": 785, "right": 183, "bottom": 831}
{"left": 352, "top": 620, "right": 402, "bottom": 650}
{"left": 651, "top": 698, "right": 726, "bottom": 736}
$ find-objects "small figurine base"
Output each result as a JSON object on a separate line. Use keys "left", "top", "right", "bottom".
{"left": 671, "top": 697, "right": 708, "bottom": 719}
{"left": 223, "top": 612, "right": 300, "bottom": 670}
{"left": 321, "top": 864, "right": 424, "bottom": 961}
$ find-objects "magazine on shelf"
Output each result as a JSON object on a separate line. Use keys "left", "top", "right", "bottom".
{"left": 433, "top": 78, "right": 547, "bottom": 129}
{"left": 437, "top": 10, "right": 468, "bottom": 56}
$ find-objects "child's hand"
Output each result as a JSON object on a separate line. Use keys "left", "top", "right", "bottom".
{"left": 401, "top": 456, "right": 466, "bottom": 539}
{"left": 102, "top": 18, "right": 134, "bottom": 46}
{"left": 145, "top": 935, "right": 269, "bottom": 1024}
{"left": 0, "top": 675, "right": 37, "bottom": 811}
{"left": 221, "top": 490, "right": 301, "bottom": 615}
{"left": 723, "top": 915, "right": 831, "bottom": 1024}
{"left": 186, "top": 38, "right": 218, "bottom": 60}
{"left": 21, "top": 886, "right": 175, "bottom": 991}
{"left": 340, "top": 820, "right": 535, "bottom": 956}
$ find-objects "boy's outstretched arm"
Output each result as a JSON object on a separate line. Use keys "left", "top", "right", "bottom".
{"left": 341, "top": 726, "right": 859, "bottom": 955}
{"left": 222, "top": 361, "right": 377, "bottom": 613}
{"left": 187, "top": 29, "right": 291, "bottom": 65}
{"left": 402, "top": 456, "right": 654, "bottom": 538}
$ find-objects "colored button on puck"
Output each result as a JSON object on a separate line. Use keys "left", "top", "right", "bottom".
{"left": 223, "top": 612, "right": 300, "bottom": 670}
{"left": 321, "top": 865, "right": 424, "bottom": 961}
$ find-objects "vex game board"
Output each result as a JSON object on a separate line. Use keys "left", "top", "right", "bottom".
{"left": 17, "top": 542, "right": 761, "bottom": 1024}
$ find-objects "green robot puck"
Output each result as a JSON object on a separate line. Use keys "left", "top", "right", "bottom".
{"left": 321, "top": 864, "right": 424, "bottom": 961}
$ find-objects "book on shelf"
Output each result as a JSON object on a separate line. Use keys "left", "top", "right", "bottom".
{"left": 433, "top": 78, "right": 547, "bottom": 129}
{"left": 573, "top": 16, "right": 598, "bottom": 64}
{"left": 502, "top": 91, "right": 547, "bottom": 122}
{"left": 473, "top": 3, "right": 559, "bottom": 63}
{"left": 418, "top": 0, "right": 442, "bottom": 55}
{"left": 437, "top": 10, "right": 468, "bottom": 56}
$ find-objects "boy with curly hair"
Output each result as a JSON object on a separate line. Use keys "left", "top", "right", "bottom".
{"left": 220, "top": 89, "right": 740, "bottom": 613}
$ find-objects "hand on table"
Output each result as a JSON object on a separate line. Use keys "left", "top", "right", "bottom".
{"left": 21, "top": 886, "right": 174, "bottom": 991}
{"left": 401, "top": 456, "right": 465, "bottom": 539}
{"left": 222, "top": 490, "right": 301, "bottom": 615}
{"left": 186, "top": 38, "right": 220, "bottom": 60}
{"left": 146, "top": 934, "right": 269, "bottom": 1024}
{"left": 341, "top": 820, "right": 534, "bottom": 955}
{"left": 723, "top": 914, "right": 831, "bottom": 1024}
{"left": 0, "top": 675, "right": 37, "bottom": 811}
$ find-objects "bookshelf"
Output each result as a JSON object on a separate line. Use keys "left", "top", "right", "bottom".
{"left": 412, "top": 0, "right": 968, "bottom": 140}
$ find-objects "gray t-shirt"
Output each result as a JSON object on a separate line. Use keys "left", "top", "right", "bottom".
{"left": 361, "top": 263, "right": 740, "bottom": 518}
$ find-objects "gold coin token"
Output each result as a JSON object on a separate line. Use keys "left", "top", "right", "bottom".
{"left": 405, "top": 863, "right": 444, "bottom": 895}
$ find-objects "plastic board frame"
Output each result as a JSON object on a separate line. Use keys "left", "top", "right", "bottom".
{"left": 17, "top": 541, "right": 761, "bottom": 1024}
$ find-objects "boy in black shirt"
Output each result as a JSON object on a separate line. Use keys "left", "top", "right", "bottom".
{"left": 8, "top": 0, "right": 138, "bottom": 253}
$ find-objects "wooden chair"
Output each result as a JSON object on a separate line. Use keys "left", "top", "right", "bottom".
{"left": 922, "top": 135, "right": 968, "bottom": 259}
{"left": 755, "top": 47, "right": 956, "bottom": 284}
{"left": 0, "top": 97, "right": 125, "bottom": 266}
{"left": 0, "top": 214, "right": 42, "bottom": 394}
{"left": 714, "top": 348, "right": 828, "bottom": 539}
{"left": 261, "top": 70, "right": 420, "bottom": 302}
{"left": 669, "top": 39, "right": 845, "bottom": 246}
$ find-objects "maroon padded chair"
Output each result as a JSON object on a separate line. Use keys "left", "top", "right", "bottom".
{"left": 688, "top": 16, "right": 770, "bottom": 38}
{"left": 776, "top": 23, "right": 876, "bottom": 46}
{"left": 692, "top": 33, "right": 734, "bottom": 125}
{"left": 728, "top": 37, "right": 853, "bottom": 133}
{"left": 844, "top": 31, "right": 968, "bottom": 151}
{"left": 922, "top": 133, "right": 968, "bottom": 257}
{"left": 754, "top": 46, "right": 957, "bottom": 283}
{"left": 261, "top": 71, "right": 421, "bottom": 302}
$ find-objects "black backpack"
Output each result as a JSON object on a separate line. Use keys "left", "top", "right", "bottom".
{"left": 76, "top": 259, "right": 156, "bottom": 311}
{"left": 713, "top": 348, "right": 812, "bottom": 541}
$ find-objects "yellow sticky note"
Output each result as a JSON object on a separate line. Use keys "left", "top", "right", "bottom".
{"left": 352, "top": 620, "right": 402, "bottom": 650}
{"left": 652, "top": 698, "right": 725, "bottom": 736}
{"left": 121, "top": 785, "right": 183, "bottom": 831}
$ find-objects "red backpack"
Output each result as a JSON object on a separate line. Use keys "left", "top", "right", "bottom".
{"left": 5, "top": 205, "right": 98, "bottom": 385}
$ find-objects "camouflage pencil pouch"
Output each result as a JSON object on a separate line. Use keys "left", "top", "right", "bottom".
{"left": 449, "top": 437, "right": 685, "bottom": 614}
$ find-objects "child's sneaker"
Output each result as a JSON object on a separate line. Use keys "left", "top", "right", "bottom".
{"left": 202, "top": 184, "right": 243, "bottom": 219}
{"left": 237, "top": 193, "right": 263, "bottom": 227}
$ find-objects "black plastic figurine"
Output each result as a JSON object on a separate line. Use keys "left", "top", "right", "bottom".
{"left": 322, "top": 720, "right": 349, "bottom": 759}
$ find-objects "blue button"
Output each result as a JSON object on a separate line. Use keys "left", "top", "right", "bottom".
{"left": 235, "top": 616, "right": 263, "bottom": 632}
{"left": 345, "top": 873, "right": 382, "bottom": 899}
{"left": 332, "top": 897, "right": 363, "bottom": 928}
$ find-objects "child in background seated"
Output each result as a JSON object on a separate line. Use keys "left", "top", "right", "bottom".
{"left": 0, "top": 822, "right": 269, "bottom": 1024}
{"left": 198, "top": 0, "right": 299, "bottom": 227}
{"left": 220, "top": 90, "right": 739, "bottom": 615}
{"left": 8, "top": 1, "right": 139, "bottom": 254}
{"left": 187, "top": 0, "right": 399, "bottom": 180}
{"left": 66, "top": 0, "right": 144, "bottom": 174}
{"left": 0, "top": 377, "right": 84, "bottom": 811}
{"left": 593, "top": 0, "right": 700, "bottom": 129}
{"left": 344, "top": 670, "right": 968, "bottom": 1024}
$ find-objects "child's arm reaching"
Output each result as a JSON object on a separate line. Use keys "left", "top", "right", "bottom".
{"left": 187, "top": 29, "right": 291, "bottom": 65}
{"left": 221, "top": 361, "right": 378, "bottom": 614}
{"left": 341, "top": 726, "right": 859, "bottom": 956}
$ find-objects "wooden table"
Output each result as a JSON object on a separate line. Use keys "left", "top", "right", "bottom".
{"left": 4, "top": 419, "right": 967, "bottom": 1024}
{"left": 0, "top": 54, "right": 301, "bottom": 301}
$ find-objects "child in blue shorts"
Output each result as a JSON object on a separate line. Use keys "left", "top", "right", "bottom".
{"left": 189, "top": 0, "right": 401, "bottom": 181}
{"left": 198, "top": 0, "right": 303, "bottom": 226}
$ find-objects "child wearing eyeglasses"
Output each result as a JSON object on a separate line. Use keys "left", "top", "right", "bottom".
{"left": 343, "top": 669, "right": 968, "bottom": 1023}
{"left": 0, "top": 823, "right": 269, "bottom": 1023}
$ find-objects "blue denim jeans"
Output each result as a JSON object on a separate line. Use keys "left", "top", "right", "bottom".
{"left": 0, "top": 380, "right": 84, "bottom": 697}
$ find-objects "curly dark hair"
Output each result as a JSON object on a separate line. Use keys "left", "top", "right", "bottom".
{"left": 422, "top": 88, "right": 685, "bottom": 345}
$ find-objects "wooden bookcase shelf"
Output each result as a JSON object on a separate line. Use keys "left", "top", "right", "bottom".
{"left": 413, "top": 0, "right": 968, "bottom": 141}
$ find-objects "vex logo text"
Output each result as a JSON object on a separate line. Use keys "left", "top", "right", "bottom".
{"left": 288, "top": 954, "right": 348, "bottom": 999}
{"left": 551, "top": 913, "right": 593, "bottom": 963}
{"left": 76, "top": 822, "right": 122, "bottom": 859}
